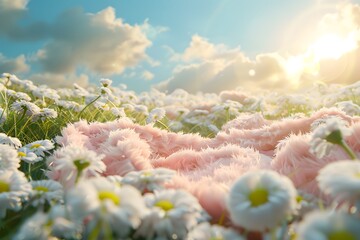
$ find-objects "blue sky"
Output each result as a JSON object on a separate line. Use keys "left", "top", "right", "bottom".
{"left": 1, "top": 0, "right": 360, "bottom": 93}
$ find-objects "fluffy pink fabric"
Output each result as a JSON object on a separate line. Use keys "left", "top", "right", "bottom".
{"left": 213, "top": 108, "right": 355, "bottom": 153}
{"left": 271, "top": 134, "right": 350, "bottom": 196}
{"left": 57, "top": 118, "right": 211, "bottom": 158}
{"left": 158, "top": 145, "right": 267, "bottom": 222}
{"left": 55, "top": 108, "right": 360, "bottom": 221}
{"left": 219, "top": 90, "right": 251, "bottom": 104}
{"left": 346, "top": 122, "right": 360, "bottom": 153}
{"left": 221, "top": 112, "right": 269, "bottom": 132}
{"left": 100, "top": 129, "right": 153, "bottom": 175}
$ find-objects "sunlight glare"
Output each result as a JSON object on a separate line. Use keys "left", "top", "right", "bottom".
{"left": 308, "top": 32, "right": 358, "bottom": 61}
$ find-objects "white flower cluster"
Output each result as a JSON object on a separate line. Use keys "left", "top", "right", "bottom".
{"left": 2, "top": 73, "right": 360, "bottom": 239}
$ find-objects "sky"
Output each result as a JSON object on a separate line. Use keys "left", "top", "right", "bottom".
{"left": 1, "top": 0, "right": 360, "bottom": 93}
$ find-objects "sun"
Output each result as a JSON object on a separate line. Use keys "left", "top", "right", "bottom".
{"left": 308, "top": 32, "right": 358, "bottom": 62}
{"left": 285, "top": 32, "right": 358, "bottom": 79}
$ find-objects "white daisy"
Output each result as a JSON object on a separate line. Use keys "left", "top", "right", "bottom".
{"left": 169, "top": 120, "right": 184, "bottom": 132}
{"left": 32, "top": 108, "right": 58, "bottom": 121}
{"left": 67, "top": 177, "right": 147, "bottom": 238}
{"left": 186, "top": 222, "right": 245, "bottom": 240}
{"left": 18, "top": 147, "right": 43, "bottom": 163}
{"left": 310, "top": 117, "right": 353, "bottom": 159}
{"left": 14, "top": 92, "right": 32, "bottom": 101}
{"left": 100, "top": 86, "right": 113, "bottom": 96}
{"left": 93, "top": 98, "right": 111, "bottom": 111}
{"left": 32, "top": 86, "right": 60, "bottom": 101}
{"left": 72, "top": 83, "right": 89, "bottom": 97}
{"left": 5, "top": 89, "right": 16, "bottom": 98}
{"left": 317, "top": 160, "right": 360, "bottom": 202}
{"left": 0, "top": 133, "right": 22, "bottom": 148}
{"left": 106, "top": 175, "right": 123, "bottom": 186}
{"left": 49, "top": 205, "right": 80, "bottom": 239}
{"left": 13, "top": 211, "right": 51, "bottom": 240}
{"left": 146, "top": 108, "right": 166, "bottom": 124}
{"left": 227, "top": 170, "right": 297, "bottom": 232}
{"left": 294, "top": 191, "right": 319, "bottom": 220}
{"left": 111, "top": 107, "right": 126, "bottom": 118}
{"left": 1, "top": 72, "right": 11, "bottom": 79}
{"left": 11, "top": 100, "right": 41, "bottom": 116}
{"left": 0, "top": 169, "right": 32, "bottom": 218}
{"left": 134, "top": 104, "right": 149, "bottom": 115}
{"left": 297, "top": 211, "right": 360, "bottom": 240}
{"left": 30, "top": 180, "right": 64, "bottom": 206}
{"left": 136, "top": 189, "right": 204, "bottom": 240}
{"left": 122, "top": 168, "right": 176, "bottom": 193}
{"left": 0, "top": 144, "right": 20, "bottom": 170}
{"left": 56, "top": 100, "right": 83, "bottom": 112}
{"left": 336, "top": 101, "right": 360, "bottom": 116}
{"left": 46, "top": 146, "right": 106, "bottom": 188}
{"left": 100, "top": 78, "right": 112, "bottom": 87}
{"left": 24, "top": 139, "right": 54, "bottom": 157}
{"left": 14, "top": 205, "right": 79, "bottom": 240}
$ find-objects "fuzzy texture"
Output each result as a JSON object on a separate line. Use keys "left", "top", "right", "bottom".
{"left": 213, "top": 108, "right": 357, "bottom": 153}
{"left": 56, "top": 108, "right": 360, "bottom": 221}
{"left": 154, "top": 145, "right": 267, "bottom": 222}
{"left": 271, "top": 134, "right": 349, "bottom": 196}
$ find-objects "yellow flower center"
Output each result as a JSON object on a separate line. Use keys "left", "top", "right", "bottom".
{"left": 0, "top": 180, "right": 10, "bottom": 193}
{"left": 155, "top": 200, "right": 174, "bottom": 211}
{"left": 355, "top": 172, "right": 360, "bottom": 178}
{"left": 142, "top": 172, "right": 152, "bottom": 177}
{"left": 248, "top": 188, "right": 269, "bottom": 207}
{"left": 18, "top": 152, "right": 26, "bottom": 157}
{"left": 30, "top": 143, "right": 42, "bottom": 149}
{"left": 328, "top": 231, "right": 355, "bottom": 240}
{"left": 98, "top": 191, "right": 120, "bottom": 205}
{"left": 34, "top": 186, "right": 49, "bottom": 192}
{"left": 296, "top": 195, "right": 303, "bottom": 203}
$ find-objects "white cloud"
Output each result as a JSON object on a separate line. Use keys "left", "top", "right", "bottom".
{"left": 0, "top": 0, "right": 29, "bottom": 38}
{"left": 171, "top": 35, "right": 243, "bottom": 63}
{"left": 142, "top": 70, "right": 154, "bottom": 81}
{"left": 0, "top": 0, "right": 28, "bottom": 10}
{"left": 157, "top": 3, "right": 360, "bottom": 94}
{"left": 182, "top": 35, "right": 217, "bottom": 61}
{"left": 0, "top": 2, "right": 155, "bottom": 86}
{"left": 36, "top": 7, "right": 151, "bottom": 76}
{"left": 157, "top": 37, "right": 291, "bottom": 93}
{"left": 0, "top": 53, "right": 29, "bottom": 73}
{"left": 318, "top": 2, "right": 360, "bottom": 37}
{"left": 141, "top": 19, "right": 168, "bottom": 39}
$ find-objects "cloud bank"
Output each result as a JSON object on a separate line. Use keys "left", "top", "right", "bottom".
{"left": 157, "top": 3, "right": 360, "bottom": 94}
{"left": 0, "top": 54, "right": 29, "bottom": 73}
{"left": 0, "top": 0, "right": 153, "bottom": 86}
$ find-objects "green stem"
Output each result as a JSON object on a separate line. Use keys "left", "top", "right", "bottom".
{"left": 88, "top": 220, "right": 102, "bottom": 240}
{"left": 155, "top": 120, "right": 170, "bottom": 131}
{"left": 103, "top": 220, "right": 113, "bottom": 240}
{"left": 78, "top": 95, "right": 101, "bottom": 119}
{"left": 27, "top": 163, "right": 32, "bottom": 181}
{"left": 218, "top": 211, "right": 226, "bottom": 226}
{"left": 339, "top": 141, "right": 357, "bottom": 160}
{"left": 271, "top": 228, "right": 278, "bottom": 240}
{"left": 17, "top": 116, "right": 33, "bottom": 137}
{"left": 7, "top": 110, "right": 26, "bottom": 136}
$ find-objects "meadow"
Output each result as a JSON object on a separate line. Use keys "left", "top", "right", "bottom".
{"left": 1, "top": 72, "right": 360, "bottom": 239}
